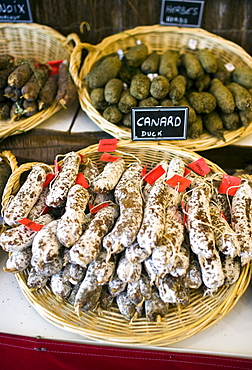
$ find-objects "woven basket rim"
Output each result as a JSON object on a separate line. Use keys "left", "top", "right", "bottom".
{"left": 3, "top": 141, "right": 252, "bottom": 346}
{"left": 70, "top": 24, "right": 252, "bottom": 151}
{"left": 0, "top": 23, "right": 80, "bottom": 139}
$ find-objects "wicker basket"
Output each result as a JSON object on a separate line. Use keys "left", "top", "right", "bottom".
{"left": 0, "top": 23, "right": 79, "bottom": 139}
{"left": 2, "top": 141, "right": 252, "bottom": 346}
{"left": 70, "top": 25, "right": 252, "bottom": 151}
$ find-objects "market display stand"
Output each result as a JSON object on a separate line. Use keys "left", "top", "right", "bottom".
{"left": 1, "top": 104, "right": 252, "bottom": 369}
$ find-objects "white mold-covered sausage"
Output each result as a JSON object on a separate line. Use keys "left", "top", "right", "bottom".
{"left": 56, "top": 184, "right": 90, "bottom": 248}
{"left": 125, "top": 241, "right": 151, "bottom": 264}
{"left": 137, "top": 181, "right": 170, "bottom": 254}
{"left": 46, "top": 151, "right": 81, "bottom": 208}
{"left": 69, "top": 204, "right": 119, "bottom": 268}
{"left": 50, "top": 270, "right": 72, "bottom": 299}
{"left": 222, "top": 255, "right": 241, "bottom": 285}
{"left": 116, "top": 253, "right": 142, "bottom": 283}
{"left": 186, "top": 184, "right": 215, "bottom": 258}
{"left": 31, "top": 219, "right": 62, "bottom": 271}
{"left": 210, "top": 203, "right": 240, "bottom": 258}
{"left": 91, "top": 158, "right": 125, "bottom": 193}
{"left": 4, "top": 247, "right": 32, "bottom": 273}
{"left": 231, "top": 181, "right": 252, "bottom": 266}
{"left": 198, "top": 248, "right": 225, "bottom": 291}
{"left": 103, "top": 162, "right": 143, "bottom": 255}
{"left": 4, "top": 164, "right": 48, "bottom": 226}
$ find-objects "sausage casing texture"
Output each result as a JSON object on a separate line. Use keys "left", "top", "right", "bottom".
{"left": 198, "top": 247, "right": 225, "bottom": 291}
{"left": 103, "top": 162, "right": 143, "bottom": 255}
{"left": 186, "top": 184, "right": 215, "bottom": 258}
{"left": 57, "top": 184, "right": 90, "bottom": 248}
{"left": 4, "top": 164, "right": 48, "bottom": 227}
{"left": 91, "top": 158, "right": 125, "bottom": 194}
{"left": 31, "top": 219, "right": 62, "bottom": 275}
{"left": 231, "top": 181, "right": 252, "bottom": 266}
{"left": 116, "top": 253, "right": 142, "bottom": 283}
{"left": 4, "top": 247, "right": 32, "bottom": 273}
{"left": 46, "top": 151, "right": 81, "bottom": 208}
{"left": 137, "top": 181, "right": 170, "bottom": 254}
{"left": 50, "top": 270, "right": 72, "bottom": 299}
{"left": 69, "top": 204, "right": 119, "bottom": 268}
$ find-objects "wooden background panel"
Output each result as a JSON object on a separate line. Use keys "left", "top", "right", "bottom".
{"left": 29, "top": 0, "right": 252, "bottom": 54}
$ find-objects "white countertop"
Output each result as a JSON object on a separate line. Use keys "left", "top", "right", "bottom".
{"left": 1, "top": 103, "right": 252, "bottom": 359}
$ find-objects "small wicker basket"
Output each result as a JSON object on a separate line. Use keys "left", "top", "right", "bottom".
{"left": 2, "top": 141, "right": 252, "bottom": 346}
{"left": 0, "top": 23, "right": 79, "bottom": 139}
{"left": 70, "top": 25, "right": 252, "bottom": 151}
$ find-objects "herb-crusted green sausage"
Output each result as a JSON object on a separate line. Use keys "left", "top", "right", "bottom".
{"left": 176, "top": 96, "right": 197, "bottom": 124}
{"left": 141, "top": 52, "right": 160, "bottom": 74}
{"left": 124, "top": 43, "right": 148, "bottom": 68}
{"left": 150, "top": 75, "right": 169, "bottom": 99}
{"left": 232, "top": 66, "right": 252, "bottom": 89}
{"left": 130, "top": 73, "right": 151, "bottom": 100}
{"left": 169, "top": 75, "right": 186, "bottom": 104}
{"left": 220, "top": 111, "right": 240, "bottom": 130}
{"left": 188, "top": 91, "right": 216, "bottom": 114}
{"left": 181, "top": 53, "right": 204, "bottom": 80}
{"left": 103, "top": 105, "right": 123, "bottom": 123}
{"left": 86, "top": 55, "right": 122, "bottom": 89}
{"left": 209, "top": 78, "right": 235, "bottom": 114}
{"left": 203, "top": 111, "right": 225, "bottom": 141}
{"left": 139, "top": 97, "right": 159, "bottom": 107}
{"left": 118, "top": 89, "right": 137, "bottom": 114}
{"left": 104, "top": 78, "right": 123, "bottom": 104}
{"left": 198, "top": 48, "right": 218, "bottom": 74}
{"left": 21, "top": 65, "right": 49, "bottom": 101}
{"left": 90, "top": 87, "right": 108, "bottom": 110}
{"left": 159, "top": 50, "right": 179, "bottom": 80}
{"left": 187, "top": 114, "right": 203, "bottom": 139}
{"left": 227, "top": 82, "right": 252, "bottom": 111}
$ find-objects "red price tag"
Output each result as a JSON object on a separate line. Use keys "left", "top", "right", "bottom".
{"left": 99, "top": 152, "right": 121, "bottom": 162}
{"left": 43, "top": 173, "right": 56, "bottom": 188}
{"left": 75, "top": 173, "right": 90, "bottom": 188}
{"left": 79, "top": 153, "right": 85, "bottom": 163}
{"left": 188, "top": 158, "right": 211, "bottom": 176}
{"left": 48, "top": 59, "right": 63, "bottom": 75}
{"left": 166, "top": 174, "right": 192, "bottom": 193}
{"left": 98, "top": 138, "right": 118, "bottom": 152}
{"left": 143, "top": 164, "right": 166, "bottom": 185}
{"left": 18, "top": 218, "right": 45, "bottom": 232}
{"left": 89, "top": 202, "right": 111, "bottom": 214}
{"left": 218, "top": 175, "right": 242, "bottom": 196}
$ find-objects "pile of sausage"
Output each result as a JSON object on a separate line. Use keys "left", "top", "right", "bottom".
{"left": 0, "top": 54, "right": 77, "bottom": 121}
{"left": 0, "top": 150, "right": 251, "bottom": 322}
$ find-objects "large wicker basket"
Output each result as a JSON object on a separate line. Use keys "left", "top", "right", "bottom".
{"left": 0, "top": 23, "right": 79, "bottom": 139}
{"left": 2, "top": 141, "right": 252, "bottom": 346}
{"left": 70, "top": 25, "right": 252, "bottom": 151}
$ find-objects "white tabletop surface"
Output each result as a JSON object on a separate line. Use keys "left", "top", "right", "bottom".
{"left": 1, "top": 103, "right": 252, "bottom": 359}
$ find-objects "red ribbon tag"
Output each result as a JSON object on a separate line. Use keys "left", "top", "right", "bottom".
{"left": 141, "top": 165, "right": 147, "bottom": 177}
{"left": 98, "top": 138, "right": 118, "bottom": 152}
{"left": 89, "top": 202, "right": 111, "bottom": 214}
{"left": 18, "top": 218, "right": 45, "bottom": 232}
{"left": 48, "top": 59, "right": 63, "bottom": 75}
{"left": 166, "top": 174, "right": 192, "bottom": 193}
{"left": 218, "top": 174, "right": 242, "bottom": 196}
{"left": 188, "top": 158, "right": 211, "bottom": 176}
{"left": 143, "top": 164, "right": 166, "bottom": 185}
{"left": 43, "top": 173, "right": 56, "bottom": 188}
{"left": 54, "top": 159, "right": 61, "bottom": 175}
{"left": 99, "top": 152, "right": 121, "bottom": 162}
{"left": 75, "top": 173, "right": 90, "bottom": 188}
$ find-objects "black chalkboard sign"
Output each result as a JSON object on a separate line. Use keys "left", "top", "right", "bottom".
{"left": 0, "top": 0, "right": 33, "bottom": 23}
{"left": 131, "top": 106, "right": 189, "bottom": 141}
{"left": 160, "top": 0, "right": 204, "bottom": 27}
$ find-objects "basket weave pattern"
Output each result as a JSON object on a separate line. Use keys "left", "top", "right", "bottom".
{"left": 70, "top": 25, "right": 252, "bottom": 151}
{"left": 2, "top": 141, "right": 252, "bottom": 346}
